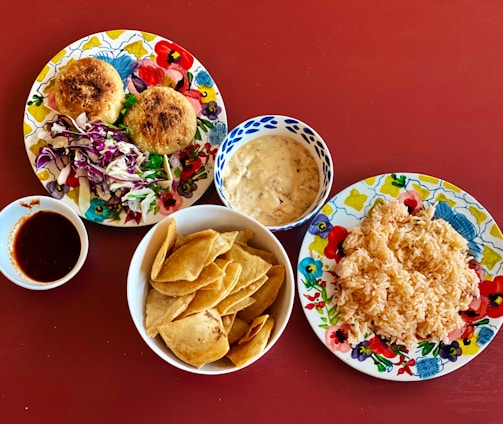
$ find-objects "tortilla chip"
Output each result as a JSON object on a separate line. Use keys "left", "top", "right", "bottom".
{"left": 154, "top": 230, "right": 218, "bottom": 282}
{"left": 222, "top": 313, "right": 236, "bottom": 331}
{"left": 238, "top": 264, "right": 285, "bottom": 323}
{"left": 151, "top": 262, "right": 224, "bottom": 296}
{"left": 217, "top": 274, "right": 267, "bottom": 315}
{"left": 238, "top": 244, "right": 278, "bottom": 265}
{"left": 145, "top": 288, "right": 195, "bottom": 337}
{"left": 179, "top": 262, "right": 242, "bottom": 318}
{"left": 227, "top": 317, "right": 250, "bottom": 344}
{"left": 159, "top": 308, "right": 229, "bottom": 368}
{"left": 206, "top": 231, "right": 239, "bottom": 264}
{"left": 222, "top": 244, "right": 272, "bottom": 294}
{"left": 235, "top": 229, "right": 254, "bottom": 244}
{"left": 173, "top": 233, "right": 187, "bottom": 251}
{"left": 221, "top": 296, "right": 256, "bottom": 316}
{"left": 239, "top": 314, "right": 270, "bottom": 343}
{"left": 151, "top": 218, "right": 177, "bottom": 281}
{"left": 226, "top": 316, "right": 275, "bottom": 367}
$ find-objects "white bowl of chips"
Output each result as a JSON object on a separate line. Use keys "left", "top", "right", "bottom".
{"left": 214, "top": 115, "right": 334, "bottom": 231}
{"left": 127, "top": 204, "right": 295, "bottom": 374}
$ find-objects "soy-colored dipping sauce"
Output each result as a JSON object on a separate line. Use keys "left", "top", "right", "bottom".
{"left": 13, "top": 211, "right": 81, "bottom": 282}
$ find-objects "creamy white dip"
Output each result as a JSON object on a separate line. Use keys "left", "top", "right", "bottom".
{"left": 221, "top": 135, "right": 320, "bottom": 226}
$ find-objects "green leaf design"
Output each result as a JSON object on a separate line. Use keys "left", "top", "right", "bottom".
{"left": 420, "top": 341, "right": 436, "bottom": 356}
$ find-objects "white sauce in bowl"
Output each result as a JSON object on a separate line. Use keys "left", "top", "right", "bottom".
{"left": 221, "top": 135, "right": 319, "bottom": 227}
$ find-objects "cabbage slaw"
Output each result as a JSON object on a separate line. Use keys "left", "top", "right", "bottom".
{"left": 35, "top": 113, "right": 172, "bottom": 223}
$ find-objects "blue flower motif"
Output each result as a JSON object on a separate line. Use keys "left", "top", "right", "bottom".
{"left": 298, "top": 257, "right": 323, "bottom": 289}
{"left": 95, "top": 53, "right": 135, "bottom": 86}
{"left": 416, "top": 357, "right": 442, "bottom": 379}
{"left": 85, "top": 198, "right": 111, "bottom": 223}
{"left": 208, "top": 121, "right": 227, "bottom": 145}
{"left": 477, "top": 326, "right": 494, "bottom": 346}
{"left": 434, "top": 201, "right": 481, "bottom": 257}
{"left": 308, "top": 214, "right": 333, "bottom": 238}
{"left": 195, "top": 70, "right": 214, "bottom": 87}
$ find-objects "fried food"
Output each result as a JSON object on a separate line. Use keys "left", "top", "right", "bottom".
{"left": 145, "top": 218, "right": 286, "bottom": 368}
{"left": 124, "top": 86, "right": 197, "bottom": 154}
{"left": 226, "top": 316, "right": 275, "bottom": 367}
{"left": 159, "top": 309, "right": 229, "bottom": 368}
{"left": 54, "top": 57, "right": 125, "bottom": 123}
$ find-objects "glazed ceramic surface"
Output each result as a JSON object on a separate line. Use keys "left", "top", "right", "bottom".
{"left": 0, "top": 195, "right": 88, "bottom": 290}
{"left": 127, "top": 204, "right": 295, "bottom": 374}
{"left": 297, "top": 172, "right": 503, "bottom": 381}
{"left": 214, "top": 115, "right": 333, "bottom": 231}
{"left": 24, "top": 29, "right": 227, "bottom": 227}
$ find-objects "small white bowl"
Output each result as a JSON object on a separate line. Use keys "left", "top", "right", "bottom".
{"left": 127, "top": 204, "right": 295, "bottom": 375}
{"left": 0, "top": 195, "right": 89, "bottom": 290}
{"left": 214, "top": 115, "right": 334, "bottom": 231}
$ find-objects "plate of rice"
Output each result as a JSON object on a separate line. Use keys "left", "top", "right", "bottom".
{"left": 297, "top": 172, "right": 503, "bottom": 381}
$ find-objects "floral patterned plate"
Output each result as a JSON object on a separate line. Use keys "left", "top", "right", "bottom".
{"left": 297, "top": 172, "right": 503, "bottom": 381}
{"left": 23, "top": 29, "right": 227, "bottom": 227}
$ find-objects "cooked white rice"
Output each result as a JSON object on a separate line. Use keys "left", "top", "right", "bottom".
{"left": 335, "top": 199, "right": 480, "bottom": 347}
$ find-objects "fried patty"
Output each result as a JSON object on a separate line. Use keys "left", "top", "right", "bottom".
{"left": 124, "top": 86, "right": 197, "bottom": 155}
{"left": 54, "top": 57, "right": 125, "bottom": 123}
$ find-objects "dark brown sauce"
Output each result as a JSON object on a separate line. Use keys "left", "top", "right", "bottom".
{"left": 13, "top": 210, "right": 81, "bottom": 282}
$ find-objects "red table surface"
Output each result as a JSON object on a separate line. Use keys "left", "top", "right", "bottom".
{"left": 1, "top": 1, "right": 502, "bottom": 423}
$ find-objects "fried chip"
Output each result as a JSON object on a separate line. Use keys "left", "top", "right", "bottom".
{"left": 179, "top": 262, "right": 242, "bottom": 318}
{"left": 151, "top": 262, "right": 224, "bottom": 296}
{"left": 217, "top": 274, "right": 268, "bottom": 315}
{"left": 227, "top": 317, "right": 250, "bottom": 344}
{"left": 222, "top": 244, "right": 272, "bottom": 294}
{"left": 145, "top": 288, "right": 195, "bottom": 337}
{"left": 235, "top": 229, "right": 254, "bottom": 244}
{"left": 207, "top": 231, "right": 239, "bottom": 263}
{"left": 238, "top": 264, "right": 285, "bottom": 323}
{"left": 145, "top": 219, "right": 285, "bottom": 369}
{"left": 159, "top": 308, "right": 229, "bottom": 368}
{"left": 221, "top": 296, "right": 256, "bottom": 316}
{"left": 154, "top": 230, "right": 218, "bottom": 282}
{"left": 238, "top": 314, "right": 270, "bottom": 343}
{"left": 226, "top": 316, "right": 275, "bottom": 367}
{"left": 151, "top": 218, "right": 177, "bottom": 281}
{"left": 238, "top": 244, "right": 278, "bottom": 265}
{"left": 221, "top": 313, "right": 237, "bottom": 334}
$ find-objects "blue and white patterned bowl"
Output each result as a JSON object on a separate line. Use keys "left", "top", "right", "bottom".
{"left": 214, "top": 115, "right": 334, "bottom": 231}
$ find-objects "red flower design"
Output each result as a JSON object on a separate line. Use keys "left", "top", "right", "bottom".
{"left": 324, "top": 226, "right": 349, "bottom": 262}
{"left": 461, "top": 275, "right": 503, "bottom": 323}
{"left": 325, "top": 324, "right": 352, "bottom": 353}
{"left": 157, "top": 190, "right": 184, "bottom": 216}
{"left": 136, "top": 60, "right": 164, "bottom": 86}
{"left": 179, "top": 146, "right": 203, "bottom": 180}
{"left": 397, "top": 190, "right": 423, "bottom": 215}
{"left": 155, "top": 40, "right": 194, "bottom": 70}
{"left": 368, "top": 336, "right": 398, "bottom": 359}
{"left": 479, "top": 276, "right": 503, "bottom": 318}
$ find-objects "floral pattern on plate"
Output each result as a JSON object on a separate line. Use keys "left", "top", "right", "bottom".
{"left": 24, "top": 29, "right": 227, "bottom": 227}
{"left": 297, "top": 172, "right": 503, "bottom": 381}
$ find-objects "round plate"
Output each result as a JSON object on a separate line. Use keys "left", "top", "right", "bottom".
{"left": 24, "top": 29, "right": 227, "bottom": 227}
{"left": 297, "top": 172, "right": 503, "bottom": 381}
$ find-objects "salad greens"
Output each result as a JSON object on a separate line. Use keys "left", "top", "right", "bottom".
{"left": 35, "top": 113, "right": 172, "bottom": 223}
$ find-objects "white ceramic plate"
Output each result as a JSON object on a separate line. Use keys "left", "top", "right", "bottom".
{"left": 24, "top": 29, "right": 227, "bottom": 227}
{"left": 297, "top": 172, "right": 503, "bottom": 381}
